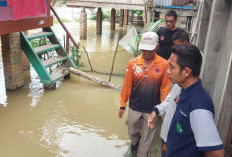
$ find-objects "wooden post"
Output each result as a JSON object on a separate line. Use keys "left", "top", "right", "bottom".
{"left": 130, "top": 10, "right": 134, "bottom": 25}
{"left": 124, "top": 10, "right": 129, "bottom": 25}
{"left": 80, "top": 8, "right": 87, "bottom": 40}
{"left": 82, "top": 46, "right": 93, "bottom": 72}
{"left": 119, "top": 9, "right": 124, "bottom": 27}
{"left": 44, "top": 83, "right": 56, "bottom": 90}
{"left": 147, "top": 7, "right": 151, "bottom": 25}
{"left": 109, "top": 41, "right": 119, "bottom": 82}
{"left": 96, "top": 8, "right": 102, "bottom": 34}
{"left": 111, "top": 8, "right": 116, "bottom": 30}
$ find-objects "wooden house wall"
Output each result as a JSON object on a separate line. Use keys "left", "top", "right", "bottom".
{"left": 0, "top": 0, "right": 52, "bottom": 35}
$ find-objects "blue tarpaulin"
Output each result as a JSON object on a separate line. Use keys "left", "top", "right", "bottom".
{"left": 0, "top": 1, "right": 7, "bottom": 7}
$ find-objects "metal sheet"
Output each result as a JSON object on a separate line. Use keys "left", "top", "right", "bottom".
{"left": 154, "top": 0, "right": 196, "bottom": 6}
{"left": 172, "top": 0, "right": 196, "bottom": 6}
{"left": 153, "top": 0, "right": 172, "bottom": 6}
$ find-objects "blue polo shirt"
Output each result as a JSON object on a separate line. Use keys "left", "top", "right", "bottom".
{"left": 166, "top": 79, "right": 223, "bottom": 157}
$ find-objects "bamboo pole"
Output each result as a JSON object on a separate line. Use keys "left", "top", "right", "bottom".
{"left": 67, "top": 67, "right": 121, "bottom": 90}
{"left": 109, "top": 41, "right": 119, "bottom": 82}
{"left": 82, "top": 46, "right": 94, "bottom": 72}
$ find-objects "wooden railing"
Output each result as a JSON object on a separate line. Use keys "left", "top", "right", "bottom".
{"left": 50, "top": 5, "right": 79, "bottom": 53}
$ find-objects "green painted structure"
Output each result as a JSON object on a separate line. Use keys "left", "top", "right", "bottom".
{"left": 20, "top": 27, "right": 76, "bottom": 85}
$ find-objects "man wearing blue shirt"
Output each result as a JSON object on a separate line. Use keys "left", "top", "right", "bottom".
{"left": 166, "top": 44, "right": 224, "bottom": 157}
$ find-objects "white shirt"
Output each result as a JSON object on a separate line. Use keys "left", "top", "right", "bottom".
{"left": 155, "top": 84, "right": 181, "bottom": 142}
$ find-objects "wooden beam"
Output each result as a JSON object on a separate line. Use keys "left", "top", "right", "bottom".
{"left": 0, "top": 16, "right": 53, "bottom": 35}
{"left": 67, "top": 67, "right": 121, "bottom": 90}
{"left": 67, "top": 1, "right": 145, "bottom": 10}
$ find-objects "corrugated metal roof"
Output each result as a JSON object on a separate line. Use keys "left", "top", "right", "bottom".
{"left": 154, "top": 0, "right": 196, "bottom": 6}
{"left": 154, "top": 0, "right": 172, "bottom": 6}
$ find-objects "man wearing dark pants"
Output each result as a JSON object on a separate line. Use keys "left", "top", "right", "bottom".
{"left": 166, "top": 44, "right": 224, "bottom": 157}
{"left": 156, "top": 10, "right": 181, "bottom": 60}
{"left": 118, "top": 32, "right": 171, "bottom": 157}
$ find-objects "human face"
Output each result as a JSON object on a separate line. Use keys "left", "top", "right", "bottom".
{"left": 173, "top": 39, "right": 189, "bottom": 45}
{"left": 165, "top": 16, "right": 177, "bottom": 30}
{"left": 142, "top": 49, "right": 156, "bottom": 61}
{"left": 168, "top": 53, "right": 186, "bottom": 85}
{"left": 142, "top": 44, "right": 159, "bottom": 61}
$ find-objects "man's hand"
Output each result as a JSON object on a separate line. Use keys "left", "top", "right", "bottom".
{"left": 118, "top": 109, "right": 125, "bottom": 118}
{"left": 148, "top": 111, "right": 157, "bottom": 128}
{"left": 162, "top": 143, "right": 168, "bottom": 152}
{"left": 161, "top": 114, "right": 165, "bottom": 120}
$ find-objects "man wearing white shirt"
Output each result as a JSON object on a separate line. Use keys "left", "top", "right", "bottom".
{"left": 148, "top": 30, "right": 189, "bottom": 157}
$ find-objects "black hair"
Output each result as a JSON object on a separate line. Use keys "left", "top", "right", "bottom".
{"left": 165, "top": 10, "right": 177, "bottom": 20}
{"left": 171, "top": 45, "right": 202, "bottom": 77}
{"left": 172, "top": 29, "right": 190, "bottom": 43}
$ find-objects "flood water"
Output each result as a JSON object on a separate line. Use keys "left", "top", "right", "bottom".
{"left": 0, "top": 19, "right": 146, "bottom": 157}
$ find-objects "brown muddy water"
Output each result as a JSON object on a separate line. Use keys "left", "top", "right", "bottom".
{"left": 0, "top": 21, "right": 148, "bottom": 157}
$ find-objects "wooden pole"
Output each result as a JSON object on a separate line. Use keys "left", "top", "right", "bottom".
{"left": 144, "top": 7, "right": 147, "bottom": 25}
{"left": 135, "top": 42, "right": 139, "bottom": 57}
{"left": 82, "top": 46, "right": 93, "bottom": 72}
{"left": 109, "top": 41, "right": 119, "bottom": 82}
{"left": 67, "top": 67, "right": 121, "bottom": 90}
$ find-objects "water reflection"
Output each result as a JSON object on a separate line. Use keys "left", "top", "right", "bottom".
{"left": 26, "top": 67, "right": 63, "bottom": 107}
{"left": 27, "top": 67, "right": 44, "bottom": 107}
{"left": 38, "top": 117, "right": 128, "bottom": 157}
{"left": 0, "top": 20, "right": 140, "bottom": 156}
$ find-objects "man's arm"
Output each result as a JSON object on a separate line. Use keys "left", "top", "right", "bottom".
{"left": 190, "top": 109, "right": 224, "bottom": 155}
{"left": 203, "top": 149, "right": 225, "bottom": 157}
{"left": 148, "top": 92, "right": 171, "bottom": 128}
{"left": 155, "top": 92, "right": 171, "bottom": 116}
{"left": 118, "top": 61, "right": 133, "bottom": 118}
{"left": 148, "top": 62, "right": 171, "bottom": 127}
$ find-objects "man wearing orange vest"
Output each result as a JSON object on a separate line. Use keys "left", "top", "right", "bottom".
{"left": 118, "top": 32, "right": 171, "bottom": 157}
